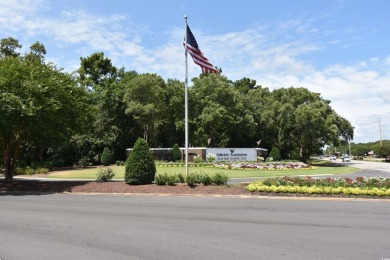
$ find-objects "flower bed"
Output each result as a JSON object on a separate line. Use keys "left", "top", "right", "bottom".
{"left": 156, "top": 161, "right": 311, "bottom": 171}
{"left": 210, "top": 162, "right": 311, "bottom": 171}
{"left": 247, "top": 176, "right": 390, "bottom": 197}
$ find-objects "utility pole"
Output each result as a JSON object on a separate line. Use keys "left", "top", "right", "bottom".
{"left": 348, "top": 141, "right": 351, "bottom": 156}
{"left": 379, "top": 118, "right": 383, "bottom": 146}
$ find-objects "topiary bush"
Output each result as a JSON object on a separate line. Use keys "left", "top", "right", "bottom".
{"left": 171, "top": 144, "right": 181, "bottom": 162}
{"left": 101, "top": 147, "right": 112, "bottom": 166}
{"left": 268, "top": 147, "right": 281, "bottom": 161}
{"left": 125, "top": 138, "right": 156, "bottom": 185}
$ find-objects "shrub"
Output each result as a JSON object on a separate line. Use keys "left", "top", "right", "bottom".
{"left": 155, "top": 173, "right": 169, "bottom": 185}
{"left": 167, "top": 174, "right": 179, "bottom": 186}
{"left": 116, "top": 160, "right": 125, "bottom": 166}
{"left": 177, "top": 173, "right": 186, "bottom": 183}
{"left": 269, "top": 147, "right": 281, "bottom": 161}
{"left": 193, "top": 155, "right": 204, "bottom": 163}
{"left": 101, "top": 147, "right": 112, "bottom": 166}
{"left": 200, "top": 174, "right": 212, "bottom": 186}
{"left": 35, "top": 168, "right": 49, "bottom": 174}
{"left": 24, "top": 167, "right": 35, "bottom": 175}
{"left": 212, "top": 172, "right": 229, "bottom": 185}
{"left": 78, "top": 156, "right": 91, "bottom": 168}
{"left": 246, "top": 177, "right": 390, "bottom": 197}
{"left": 206, "top": 153, "right": 216, "bottom": 162}
{"left": 125, "top": 138, "right": 156, "bottom": 185}
{"left": 171, "top": 144, "right": 181, "bottom": 162}
{"left": 14, "top": 166, "right": 49, "bottom": 175}
{"left": 96, "top": 168, "right": 115, "bottom": 182}
{"left": 155, "top": 173, "right": 179, "bottom": 186}
{"left": 15, "top": 167, "right": 25, "bottom": 175}
{"left": 186, "top": 173, "right": 198, "bottom": 187}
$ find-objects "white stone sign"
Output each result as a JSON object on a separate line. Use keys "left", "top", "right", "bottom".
{"left": 206, "top": 148, "right": 257, "bottom": 161}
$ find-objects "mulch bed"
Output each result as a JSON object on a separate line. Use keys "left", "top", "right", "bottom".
{"left": 1, "top": 180, "right": 389, "bottom": 199}
{"left": 0, "top": 180, "right": 252, "bottom": 195}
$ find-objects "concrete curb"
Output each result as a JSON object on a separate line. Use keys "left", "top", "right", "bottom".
{"left": 2, "top": 190, "right": 389, "bottom": 202}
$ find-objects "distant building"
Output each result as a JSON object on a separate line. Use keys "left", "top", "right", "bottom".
{"left": 126, "top": 147, "right": 268, "bottom": 162}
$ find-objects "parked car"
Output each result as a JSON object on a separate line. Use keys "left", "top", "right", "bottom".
{"left": 330, "top": 156, "right": 337, "bottom": 160}
{"left": 342, "top": 156, "right": 351, "bottom": 162}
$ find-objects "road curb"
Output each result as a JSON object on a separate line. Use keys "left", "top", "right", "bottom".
{"left": 2, "top": 190, "right": 389, "bottom": 202}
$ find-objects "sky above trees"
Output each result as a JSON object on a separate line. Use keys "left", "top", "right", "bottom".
{"left": 1, "top": 0, "right": 389, "bottom": 143}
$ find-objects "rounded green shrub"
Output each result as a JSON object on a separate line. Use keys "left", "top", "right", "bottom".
{"left": 212, "top": 172, "right": 229, "bottom": 185}
{"left": 125, "top": 138, "right": 156, "bottom": 185}
{"left": 268, "top": 147, "right": 281, "bottom": 161}
{"left": 177, "top": 173, "right": 185, "bottom": 183}
{"left": 186, "top": 173, "right": 198, "bottom": 187}
{"left": 200, "top": 174, "right": 212, "bottom": 186}
{"left": 155, "top": 173, "right": 169, "bottom": 185}
{"left": 96, "top": 168, "right": 115, "bottom": 182}
{"left": 101, "top": 147, "right": 112, "bottom": 166}
{"left": 171, "top": 144, "right": 181, "bottom": 162}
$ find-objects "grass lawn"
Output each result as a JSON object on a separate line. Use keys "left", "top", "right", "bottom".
{"left": 47, "top": 163, "right": 360, "bottom": 180}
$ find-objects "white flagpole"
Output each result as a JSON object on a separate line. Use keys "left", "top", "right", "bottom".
{"left": 184, "top": 15, "right": 189, "bottom": 177}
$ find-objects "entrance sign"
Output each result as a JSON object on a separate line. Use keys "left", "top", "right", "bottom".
{"left": 206, "top": 148, "right": 257, "bottom": 161}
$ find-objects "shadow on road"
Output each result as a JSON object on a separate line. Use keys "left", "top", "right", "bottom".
{"left": 0, "top": 179, "right": 90, "bottom": 196}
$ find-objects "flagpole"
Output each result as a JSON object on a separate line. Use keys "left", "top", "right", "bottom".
{"left": 184, "top": 15, "right": 189, "bottom": 177}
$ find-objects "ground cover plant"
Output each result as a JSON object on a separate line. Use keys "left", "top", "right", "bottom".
{"left": 247, "top": 176, "right": 390, "bottom": 197}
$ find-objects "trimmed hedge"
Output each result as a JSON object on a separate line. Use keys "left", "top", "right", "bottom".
{"left": 101, "top": 147, "right": 112, "bottom": 166}
{"left": 154, "top": 172, "right": 229, "bottom": 187}
{"left": 171, "top": 144, "right": 181, "bottom": 162}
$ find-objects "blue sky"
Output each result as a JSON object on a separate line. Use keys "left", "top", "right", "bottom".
{"left": 1, "top": 0, "right": 389, "bottom": 143}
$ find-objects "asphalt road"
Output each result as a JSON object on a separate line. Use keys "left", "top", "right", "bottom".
{"left": 1, "top": 194, "right": 389, "bottom": 260}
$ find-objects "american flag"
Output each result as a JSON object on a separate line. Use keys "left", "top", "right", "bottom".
{"left": 185, "top": 25, "right": 219, "bottom": 74}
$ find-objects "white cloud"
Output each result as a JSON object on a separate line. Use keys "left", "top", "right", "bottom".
{"left": 2, "top": 0, "right": 389, "bottom": 143}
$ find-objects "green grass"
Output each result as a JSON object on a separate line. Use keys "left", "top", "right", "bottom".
{"left": 48, "top": 165, "right": 124, "bottom": 179}
{"left": 47, "top": 163, "right": 360, "bottom": 180}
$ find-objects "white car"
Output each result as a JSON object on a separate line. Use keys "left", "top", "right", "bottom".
{"left": 342, "top": 156, "right": 351, "bottom": 162}
{"left": 330, "top": 156, "right": 336, "bottom": 160}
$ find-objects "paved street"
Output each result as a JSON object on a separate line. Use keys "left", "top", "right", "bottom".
{"left": 1, "top": 194, "right": 389, "bottom": 260}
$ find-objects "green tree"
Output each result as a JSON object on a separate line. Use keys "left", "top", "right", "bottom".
{"left": 190, "top": 74, "right": 256, "bottom": 147}
{"left": 372, "top": 141, "right": 390, "bottom": 158}
{"left": 125, "top": 138, "right": 156, "bottom": 185}
{"left": 155, "top": 79, "right": 185, "bottom": 147}
{"left": 78, "top": 52, "right": 119, "bottom": 90}
{"left": 71, "top": 53, "right": 135, "bottom": 163}
{"left": 25, "top": 41, "right": 46, "bottom": 63}
{"left": 260, "top": 87, "right": 353, "bottom": 162}
{"left": 100, "top": 147, "right": 112, "bottom": 166}
{"left": 0, "top": 37, "right": 22, "bottom": 58}
{"left": 123, "top": 73, "right": 166, "bottom": 146}
{"left": 233, "top": 77, "right": 257, "bottom": 94}
{"left": 0, "top": 39, "right": 87, "bottom": 182}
